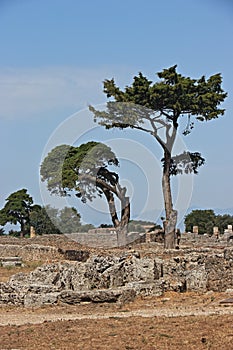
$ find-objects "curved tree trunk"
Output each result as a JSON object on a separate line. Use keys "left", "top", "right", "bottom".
{"left": 96, "top": 172, "right": 130, "bottom": 247}
{"left": 102, "top": 189, "right": 120, "bottom": 228}
{"left": 103, "top": 186, "right": 130, "bottom": 247}
{"left": 162, "top": 150, "right": 177, "bottom": 249}
{"left": 116, "top": 195, "right": 130, "bottom": 247}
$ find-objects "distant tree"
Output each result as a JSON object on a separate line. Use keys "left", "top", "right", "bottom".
{"left": 30, "top": 205, "right": 61, "bottom": 235}
{"left": 8, "top": 229, "right": 21, "bottom": 237}
{"left": 0, "top": 189, "right": 33, "bottom": 237}
{"left": 77, "top": 223, "right": 95, "bottom": 233}
{"left": 128, "top": 220, "right": 161, "bottom": 233}
{"left": 30, "top": 205, "right": 82, "bottom": 234}
{"left": 59, "top": 207, "right": 81, "bottom": 233}
{"left": 0, "top": 227, "right": 4, "bottom": 236}
{"left": 184, "top": 209, "right": 216, "bottom": 234}
{"left": 41, "top": 142, "right": 130, "bottom": 239}
{"left": 128, "top": 221, "right": 145, "bottom": 233}
{"left": 90, "top": 65, "right": 227, "bottom": 248}
{"left": 99, "top": 223, "right": 113, "bottom": 228}
{"left": 214, "top": 214, "right": 233, "bottom": 234}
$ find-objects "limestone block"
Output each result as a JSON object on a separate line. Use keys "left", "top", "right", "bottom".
{"left": 24, "top": 292, "right": 60, "bottom": 307}
{"left": 185, "top": 266, "right": 207, "bottom": 292}
{"left": 58, "top": 287, "right": 136, "bottom": 305}
{"left": 30, "top": 226, "right": 36, "bottom": 238}
{"left": 0, "top": 256, "right": 22, "bottom": 267}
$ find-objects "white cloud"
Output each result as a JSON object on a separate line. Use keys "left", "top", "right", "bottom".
{"left": 0, "top": 66, "right": 131, "bottom": 120}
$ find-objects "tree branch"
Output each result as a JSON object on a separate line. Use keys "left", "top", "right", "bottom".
{"left": 79, "top": 174, "right": 119, "bottom": 198}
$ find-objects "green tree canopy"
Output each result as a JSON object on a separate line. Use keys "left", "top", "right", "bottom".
{"left": 30, "top": 205, "right": 61, "bottom": 235}
{"left": 41, "top": 142, "right": 118, "bottom": 198}
{"left": 30, "top": 205, "right": 81, "bottom": 234}
{"left": 59, "top": 206, "right": 81, "bottom": 233}
{"left": 41, "top": 141, "right": 130, "bottom": 234}
{"left": 0, "top": 189, "right": 33, "bottom": 237}
{"left": 214, "top": 214, "right": 233, "bottom": 234}
{"left": 90, "top": 65, "right": 227, "bottom": 248}
{"left": 185, "top": 209, "right": 216, "bottom": 234}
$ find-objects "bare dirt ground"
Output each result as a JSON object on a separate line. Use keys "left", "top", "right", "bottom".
{"left": 0, "top": 292, "right": 233, "bottom": 349}
{"left": 0, "top": 235, "right": 233, "bottom": 349}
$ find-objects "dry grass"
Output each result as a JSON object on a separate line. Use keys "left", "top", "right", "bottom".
{"left": 0, "top": 235, "right": 233, "bottom": 349}
{"left": 0, "top": 261, "right": 43, "bottom": 283}
{"left": 0, "top": 292, "right": 233, "bottom": 350}
{"left": 0, "top": 312, "right": 232, "bottom": 349}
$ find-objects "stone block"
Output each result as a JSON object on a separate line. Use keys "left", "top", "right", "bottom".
{"left": 0, "top": 256, "right": 22, "bottom": 267}
{"left": 61, "top": 249, "right": 90, "bottom": 262}
{"left": 30, "top": 226, "right": 36, "bottom": 238}
{"left": 24, "top": 292, "right": 59, "bottom": 307}
{"left": 185, "top": 266, "right": 207, "bottom": 292}
{"left": 58, "top": 287, "right": 136, "bottom": 305}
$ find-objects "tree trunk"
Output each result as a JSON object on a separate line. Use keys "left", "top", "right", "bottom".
{"left": 121, "top": 196, "right": 130, "bottom": 230}
{"left": 20, "top": 220, "right": 25, "bottom": 238}
{"left": 100, "top": 181, "right": 130, "bottom": 247}
{"left": 162, "top": 150, "right": 173, "bottom": 216}
{"left": 163, "top": 209, "right": 177, "bottom": 249}
{"left": 102, "top": 189, "right": 120, "bottom": 228}
{"left": 162, "top": 150, "right": 177, "bottom": 249}
{"left": 116, "top": 196, "right": 130, "bottom": 247}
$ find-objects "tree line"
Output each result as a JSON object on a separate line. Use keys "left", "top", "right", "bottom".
{"left": 0, "top": 188, "right": 158, "bottom": 237}
{"left": 184, "top": 209, "right": 233, "bottom": 235}
{"left": 0, "top": 188, "right": 93, "bottom": 237}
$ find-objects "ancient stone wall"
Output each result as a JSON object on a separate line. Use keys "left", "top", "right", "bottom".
{"left": 0, "top": 244, "right": 61, "bottom": 261}
{"left": 1, "top": 248, "right": 233, "bottom": 306}
{"left": 68, "top": 231, "right": 145, "bottom": 248}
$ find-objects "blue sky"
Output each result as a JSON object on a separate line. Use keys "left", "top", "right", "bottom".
{"left": 0, "top": 0, "right": 233, "bottom": 228}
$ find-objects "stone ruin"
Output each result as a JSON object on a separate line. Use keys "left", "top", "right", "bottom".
{"left": 0, "top": 229, "right": 233, "bottom": 307}
{"left": 0, "top": 246, "right": 233, "bottom": 307}
{"left": 223, "top": 225, "right": 233, "bottom": 241}
{"left": 30, "top": 226, "right": 36, "bottom": 238}
{"left": 68, "top": 228, "right": 145, "bottom": 248}
{"left": 189, "top": 224, "right": 233, "bottom": 242}
{"left": 0, "top": 256, "right": 22, "bottom": 267}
